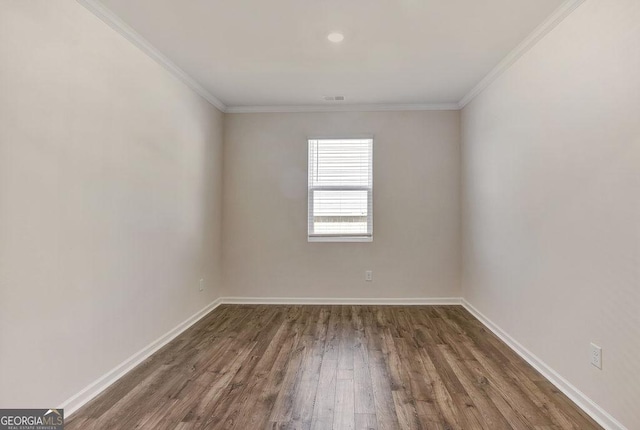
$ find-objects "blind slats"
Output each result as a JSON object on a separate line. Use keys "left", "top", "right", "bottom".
{"left": 308, "top": 138, "right": 373, "bottom": 241}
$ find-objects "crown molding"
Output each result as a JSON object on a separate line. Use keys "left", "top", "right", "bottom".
{"left": 77, "top": 0, "right": 227, "bottom": 112}
{"left": 458, "top": 0, "right": 585, "bottom": 108}
{"left": 78, "top": 0, "right": 584, "bottom": 114}
{"left": 225, "top": 103, "right": 461, "bottom": 114}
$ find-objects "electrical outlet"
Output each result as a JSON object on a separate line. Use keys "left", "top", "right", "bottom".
{"left": 590, "top": 343, "right": 602, "bottom": 369}
{"left": 365, "top": 271, "right": 373, "bottom": 282}
{"left": 199, "top": 278, "right": 204, "bottom": 292}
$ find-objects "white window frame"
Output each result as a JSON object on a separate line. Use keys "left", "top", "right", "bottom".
{"left": 307, "top": 137, "right": 373, "bottom": 243}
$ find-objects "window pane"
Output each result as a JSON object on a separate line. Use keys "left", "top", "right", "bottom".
{"left": 312, "top": 190, "right": 368, "bottom": 235}
{"left": 308, "top": 138, "right": 373, "bottom": 240}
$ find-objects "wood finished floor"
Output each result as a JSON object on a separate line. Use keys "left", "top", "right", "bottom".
{"left": 66, "top": 305, "right": 602, "bottom": 430}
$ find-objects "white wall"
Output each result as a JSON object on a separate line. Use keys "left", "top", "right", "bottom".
{"left": 0, "top": 1, "right": 224, "bottom": 407}
{"left": 223, "top": 111, "right": 461, "bottom": 299}
{"left": 461, "top": 1, "right": 640, "bottom": 428}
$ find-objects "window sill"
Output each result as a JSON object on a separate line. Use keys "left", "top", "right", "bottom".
{"left": 308, "top": 236, "right": 373, "bottom": 243}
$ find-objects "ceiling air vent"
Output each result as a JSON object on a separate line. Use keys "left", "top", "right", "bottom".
{"left": 323, "top": 95, "right": 346, "bottom": 101}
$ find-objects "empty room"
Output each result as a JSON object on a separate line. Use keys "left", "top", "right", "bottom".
{"left": 1, "top": 0, "right": 638, "bottom": 429}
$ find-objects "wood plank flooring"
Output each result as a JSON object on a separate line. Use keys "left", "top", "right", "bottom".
{"left": 66, "top": 305, "right": 603, "bottom": 430}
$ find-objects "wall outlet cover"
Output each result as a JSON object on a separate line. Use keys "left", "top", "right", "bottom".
{"left": 590, "top": 343, "right": 602, "bottom": 369}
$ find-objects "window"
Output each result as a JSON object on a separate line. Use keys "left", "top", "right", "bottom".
{"left": 308, "top": 138, "right": 373, "bottom": 242}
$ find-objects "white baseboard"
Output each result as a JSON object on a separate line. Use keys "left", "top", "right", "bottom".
{"left": 220, "top": 296, "right": 462, "bottom": 305}
{"left": 461, "top": 299, "right": 627, "bottom": 430}
{"left": 59, "top": 296, "right": 458, "bottom": 416}
{"left": 63, "top": 296, "right": 624, "bottom": 429}
{"left": 60, "top": 298, "right": 223, "bottom": 416}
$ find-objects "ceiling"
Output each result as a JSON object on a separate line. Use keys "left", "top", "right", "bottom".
{"left": 93, "top": 0, "right": 566, "bottom": 109}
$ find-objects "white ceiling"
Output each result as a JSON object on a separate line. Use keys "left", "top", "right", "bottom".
{"left": 93, "top": 0, "right": 566, "bottom": 109}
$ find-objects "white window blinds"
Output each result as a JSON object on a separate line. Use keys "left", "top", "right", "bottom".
{"left": 308, "top": 138, "right": 373, "bottom": 242}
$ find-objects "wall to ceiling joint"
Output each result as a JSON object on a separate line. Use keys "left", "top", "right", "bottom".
{"left": 462, "top": 0, "right": 640, "bottom": 428}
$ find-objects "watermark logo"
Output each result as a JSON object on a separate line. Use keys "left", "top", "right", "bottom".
{"left": 0, "top": 409, "right": 64, "bottom": 430}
